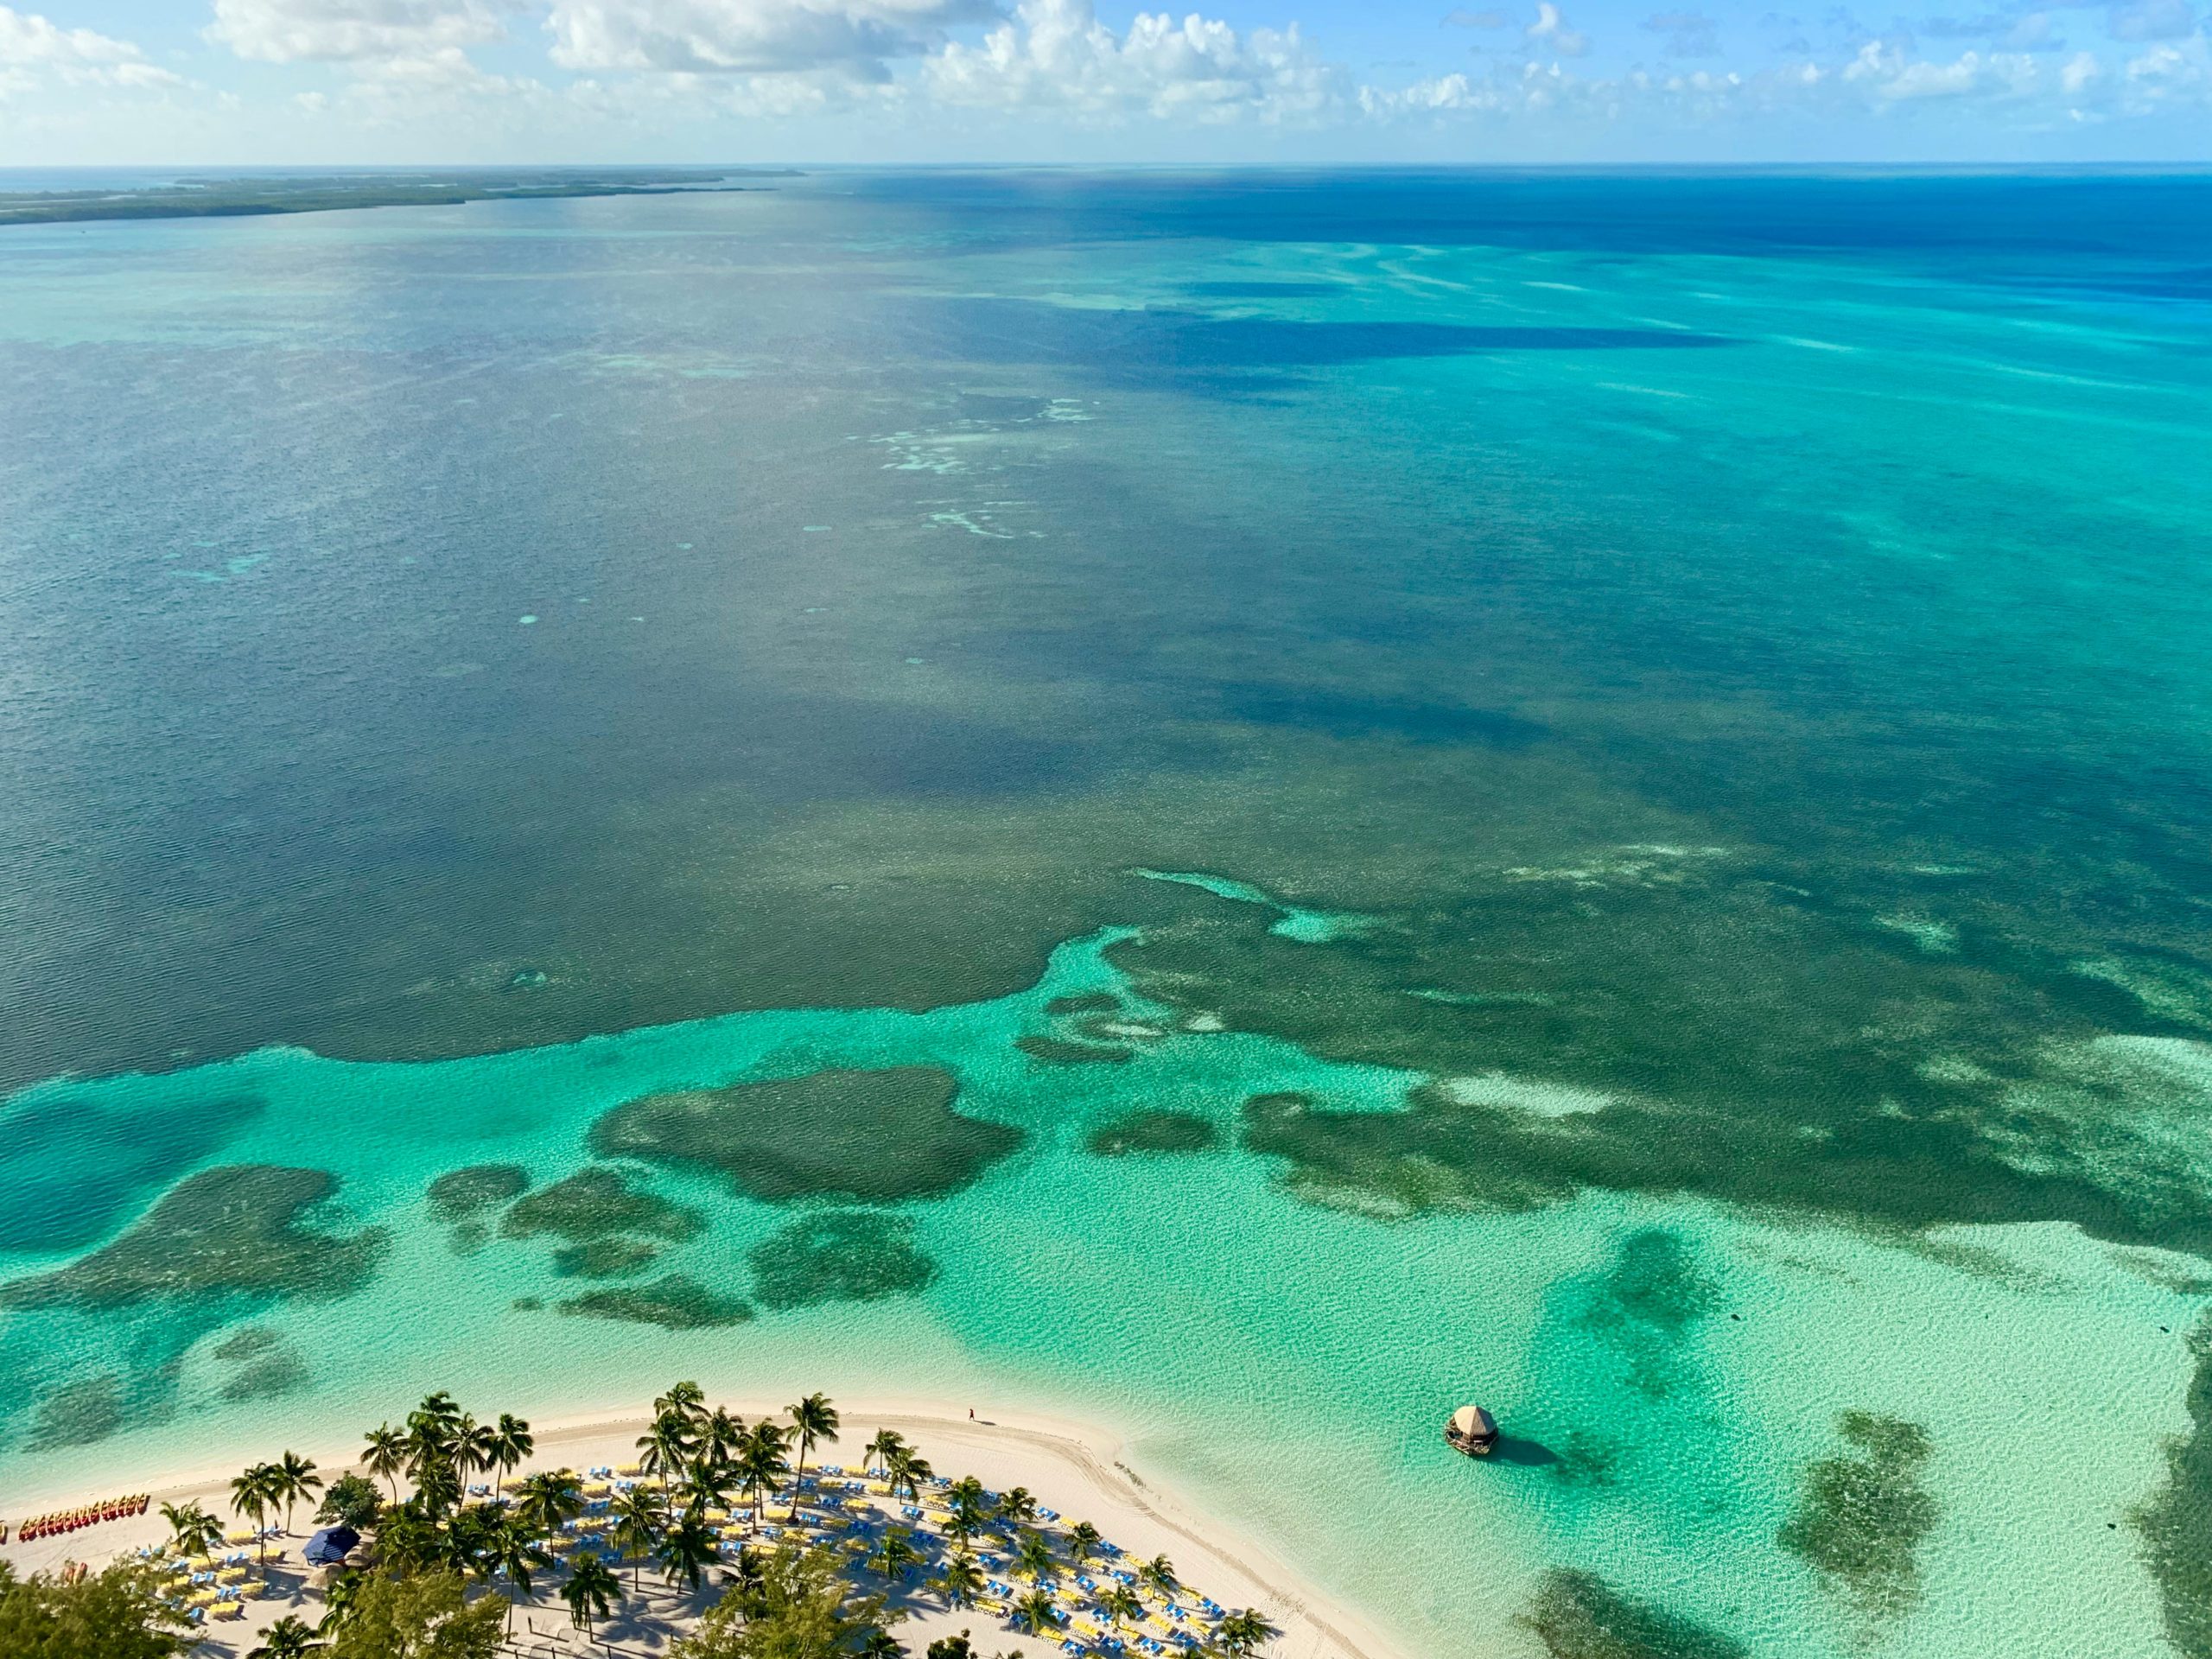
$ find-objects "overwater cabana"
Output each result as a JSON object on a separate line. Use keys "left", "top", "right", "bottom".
{"left": 1444, "top": 1405, "right": 1498, "bottom": 1458}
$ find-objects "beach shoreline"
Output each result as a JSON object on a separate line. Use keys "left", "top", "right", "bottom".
{"left": 1, "top": 1391, "right": 1414, "bottom": 1659}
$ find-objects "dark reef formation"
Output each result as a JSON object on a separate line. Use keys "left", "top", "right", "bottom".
{"left": 1777, "top": 1411, "right": 1939, "bottom": 1627}
{"left": 427, "top": 1164, "right": 531, "bottom": 1222}
{"left": 747, "top": 1211, "right": 938, "bottom": 1309}
{"left": 1522, "top": 1568, "right": 1748, "bottom": 1659}
{"left": 1085, "top": 1109, "right": 1219, "bottom": 1156}
{"left": 0, "top": 1165, "right": 386, "bottom": 1311}
{"left": 592, "top": 1067, "right": 1022, "bottom": 1203}
{"left": 555, "top": 1274, "right": 752, "bottom": 1330}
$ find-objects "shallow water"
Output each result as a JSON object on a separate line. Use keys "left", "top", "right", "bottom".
{"left": 3, "top": 169, "right": 2211, "bottom": 1657}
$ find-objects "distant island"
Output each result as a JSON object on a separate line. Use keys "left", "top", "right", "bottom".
{"left": 0, "top": 168, "right": 794, "bottom": 228}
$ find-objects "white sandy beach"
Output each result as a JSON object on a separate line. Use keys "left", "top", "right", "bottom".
{"left": 1, "top": 1395, "right": 1413, "bottom": 1659}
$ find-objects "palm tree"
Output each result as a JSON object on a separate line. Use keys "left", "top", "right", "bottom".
{"left": 361, "top": 1425, "right": 409, "bottom": 1503}
{"left": 405, "top": 1395, "right": 462, "bottom": 1491}
{"left": 413, "top": 1455, "right": 461, "bottom": 1519}
{"left": 738, "top": 1421, "right": 791, "bottom": 1529}
{"left": 610, "top": 1486, "right": 667, "bottom": 1593}
{"left": 481, "top": 1514, "right": 552, "bottom": 1635}
{"left": 870, "top": 1528, "right": 924, "bottom": 1583}
{"left": 785, "top": 1393, "right": 841, "bottom": 1517}
{"left": 454, "top": 1414, "right": 499, "bottom": 1491}
{"left": 884, "top": 1446, "right": 932, "bottom": 1505}
{"left": 563, "top": 1553, "right": 620, "bottom": 1636}
{"left": 655, "top": 1380, "right": 709, "bottom": 1426}
{"left": 487, "top": 1413, "right": 534, "bottom": 1499}
{"left": 1067, "top": 1521, "right": 1103, "bottom": 1568}
{"left": 944, "top": 1478, "right": 989, "bottom": 1551}
{"left": 1099, "top": 1584, "right": 1142, "bottom": 1637}
{"left": 514, "top": 1468, "right": 586, "bottom": 1538}
{"left": 703, "top": 1406, "right": 747, "bottom": 1465}
{"left": 658, "top": 1513, "right": 721, "bottom": 1596}
{"left": 680, "top": 1453, "right": 740, "bottom": 1522}
{"left": 864, "top": 1428, "right": 908, "bottom": 1477}
{"left": 1141, "top": 1554, "right": 1179, "bottom": 1600}
{"left": 858, "top": 1631, "right": 905, "bottom": 1658}
{"left": 276, "top": 1452, "right": 323, "bottom": 1534}
{"left": 317, "top": 1568, "right": 365, "bottom": 1635}
{"left": 249, "top": 1614, "right": 325, "bottom": 1658}
{"left": 230, "top": 1462, "right": 284, "bottom": 1575}
{"left": 412, "top": 1389, "right": 464, "bottom": 1430}
{"left": 160, "top": 1500, "right": 222, "bottom": 1559}
{"left": 932, "top": 1551, "right": 983, "bottom": 1611}
{"left": 638, "top": 1411, "right": 698, "bottom": 1499}
{"left": 1217, "top": 1608, "right": 1281, "bottom": 1656}
{"left": 1013, "top": 1588, "right": 1061, "bottom": 1636}
{"left": 995, "top": 1487, "right": 1039, "bottom": 1529}
{"left": 1014, "top": 1531, "right": 1057, "bottom": 1586}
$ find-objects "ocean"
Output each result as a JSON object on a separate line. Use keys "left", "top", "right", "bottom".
{"left": 3, "top": 167, "right": 2210, "bottom": 1658}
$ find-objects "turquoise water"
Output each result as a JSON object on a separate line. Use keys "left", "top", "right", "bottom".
{"left": 4, "top": 169, "right": 2212, "bottom": 1656}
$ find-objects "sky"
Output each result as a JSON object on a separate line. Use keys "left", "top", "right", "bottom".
{"left": 0, "top": 0, "right": 2207, "bottom": 167}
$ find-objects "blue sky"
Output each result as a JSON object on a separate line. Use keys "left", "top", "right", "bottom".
{"left": 2, "top": 0, "right": 2207, "bottom": 163}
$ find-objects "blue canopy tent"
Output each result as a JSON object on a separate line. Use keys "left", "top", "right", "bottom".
{"left": 303, "top": 1524, "right": 359, "bottom": 1567}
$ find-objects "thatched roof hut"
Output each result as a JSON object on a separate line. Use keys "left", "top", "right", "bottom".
{"left": 1445, "top": 1404, "right": 1498, "bottom": 1457}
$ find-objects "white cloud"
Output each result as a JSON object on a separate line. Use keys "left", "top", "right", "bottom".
{"left": 0, "top": 4, "right": 180, "bottom": 92}
{"left": 207, "top": 0, "right": 512, "bottom": 64}
{"left": 1360, "top": 68, "right": 1491, "bottom": 111}
{"left": 1525, "top": 1, "right": 1589, "bottom": 57}
{"left": 1840, "top": 37, "right": 2040, "bottom": 99}
{"left": 924, "top": 0, "right": 1344, "bottom": 122}
{"left": 546, "top": 0, "right": 999, "bottom": 78}
{"left": 2122, "top": 34, "right": 2210, "bottom": 99}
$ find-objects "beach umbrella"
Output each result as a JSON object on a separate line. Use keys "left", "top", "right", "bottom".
{"left": 303, "top": 1524, "right": 360, "bottom": 1567}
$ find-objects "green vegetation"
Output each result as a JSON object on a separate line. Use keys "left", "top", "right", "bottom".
{"left": 320, "top": 1472, "right": 386, "bottom": 1531}
{"left": 1085, "top": 1109, "right": 1218, "bottom": 1156}
{"left": 1521, "top": 1568, "right": 1748, "bottom": 1659}
{"left": 0, "top": 1166, "right": 387, "bottom": 1310}
{"left": 1778, "top": 1411, "right": 1939, "bottom": 1626}
{"left": 747, "top": 1211, "right": 937, "bottom": 1309}
{"left": 0, "top": 1559, "right": 192, "bottom": 1657}
{"left": 2138, "top": 1319, "right": 2212, "bottom": 1659}
{"left": 592, "top": 1067, "right": 1023, "bottom": 1203}
{"left": 426, "top": 1166, "right": 530, "bottom": 1223}
{"left": 321, "top": 1567, "right": 505, "bottom": 1659}
{"left": 556, "top": 1274, "right": 752, "bottom": 1329}
{"left": 671, "top": 1542, "right": 895, "bottom": 1658}
{"left": 1015, "top": 1035, "right": 1134, "bottom": 1065}
{"left": 0, "top": 170, "right": 784, "bottom": 228}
